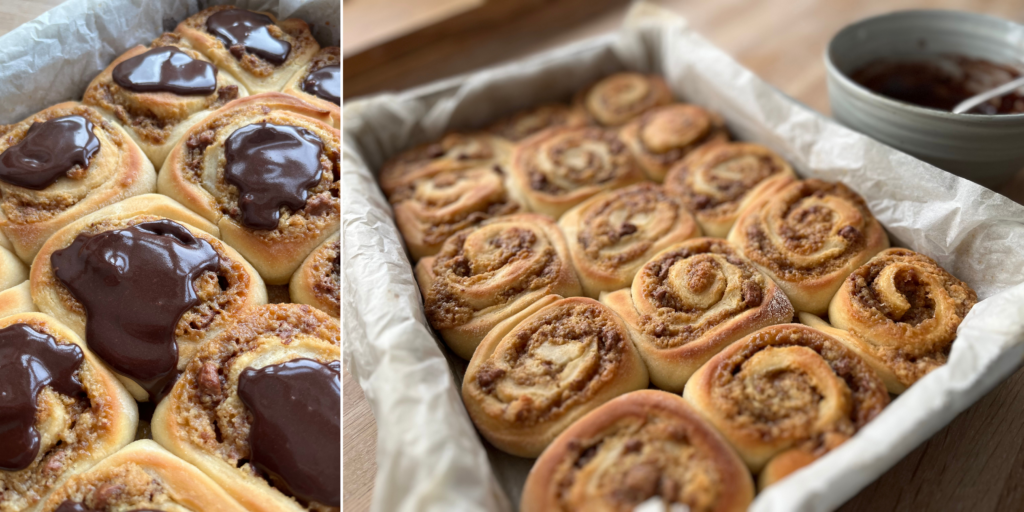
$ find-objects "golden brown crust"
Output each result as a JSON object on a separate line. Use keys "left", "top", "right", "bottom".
{"left": 603, "top": 238, "right": 794, "bottom": 392}
{"left": 0, "top": 281, "right": 38, "bottom": 319}
{"left": 415, "top": 213, "right": 582, "bottom": 359}
{"left": 378, "top": 132, "right": 513, "bottom": 198}
{"left": 506, "top": 126, "right": 646, "bottom": 219}
{"left": 559, "top": 183, "right": 700, "bottom": 298}
{"left": 664, "top": 142, "right": 796, "bottom": 237}
{"left": 486, "top": 103, "right": 589, "bottom": 142}
{"left": 157, "top": 92, "right": 339, "bottom": 285}
{"left": 0, "top": 244, "right": 28, "bottom": 292}
{"left": 175, "top": 5, "right": 320, "bottom": 94}
{"left": 282, "top": 47, "right": 340, "bottom": 128}
{"left": 521, "top": 390, "right": 753, "bottom": 512}
{"left": 0, "top": 102, "right": 157, "bottom": 262}
{"left": 727, "top": 179, "right": 890, "bottom": 314}
{"left": 683, "top": 324, "right": 889, "bottom": 486}
{"left": 151, "top": 304, "right": 340, "bottom": 512}
{"left": 462, "top": 296, "right": 649, "bottom": 457}
{"left": 289, "top": 233, "right": 339, "bottom": 318}
{"left": 621, "top": 104, "right": 730, "bottom": 182}
{"left": 573, "top": 73, "right": 674, "bottom": 127}
{"left": 0, "top": 313, "right": 137, "bottom": 512}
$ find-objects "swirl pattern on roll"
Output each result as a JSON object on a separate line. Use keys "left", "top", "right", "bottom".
{"left": 575, "top": 73, "right": 673, "bottom": 127}
{"left": 462, "top": 295, "right": 649, "bottom": 457}
{"left": 664, "top": 142, "right": 795, "bottom": 238}
{"left": 603, "top": 238, "right": 793, "bottom": 391}
{"left": 507, "top": 126, "right": 645, "bottom": 219}
{"left": 683, "top": 324, "right": 888, "bottom": 488}
{"left": 416, "top": 213, "right": 582, "bottom": 359}
{"left": 728, "top": 179, "right": 889, "bottom": 314}
{"left": 379, "top": 132, "right": 513, "bottom": 197}
{"left": 621, "top": 104, "right": 729, "bottom": 182}
{"left": 488, "top": 103, "right": 588, "bottom": 142}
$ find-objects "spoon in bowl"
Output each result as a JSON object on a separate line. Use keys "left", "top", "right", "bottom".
{"left": 952, "top": 75, "right": 1024, "bottom": 114}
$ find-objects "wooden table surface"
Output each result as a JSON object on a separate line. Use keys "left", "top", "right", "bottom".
{"left": 343, "top": 1, "right": 1024, "bottom": 511}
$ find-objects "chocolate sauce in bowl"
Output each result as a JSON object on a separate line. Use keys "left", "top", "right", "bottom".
{"left": 113, "top": 46, "right": 218, "bottom": 95}
{"left": 206, "top": 9, "right": 290, "bottom": 65}
{"left": 0, "top": 115, "right": 100, "bottom": 190}
{"left": 302, "top": 65, "right": 340, "bottom": 105}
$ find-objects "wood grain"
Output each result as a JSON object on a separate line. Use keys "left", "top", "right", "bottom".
{"left": 0, "top": 0, "right": 65, "bottom": 37}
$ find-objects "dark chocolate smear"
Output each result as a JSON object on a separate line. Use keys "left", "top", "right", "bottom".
{"left": 51, "top": 220, "right": 220, "bottom": 402}
{"left": 0, "top": 324, "right": 85, "bottom": 471}
{"left": 0, "top": 115, "right": 100, "bottom": 190}
{"left": 301, "top": 65, "right": 340, "bottom": 105}
{"left": 223, "top": 123, "right": 324, "bottom": 230}
{"left": 206, "top": 9, "right": 290, "bottom": 65}
{"left": 238, "top": 358, "right": 341, "bottom": 507}
{"left": 56, "top": 502, "right": 158, "bottom": 512}
{"left": 112, "top": 46, "right": 218, "bottom": 96}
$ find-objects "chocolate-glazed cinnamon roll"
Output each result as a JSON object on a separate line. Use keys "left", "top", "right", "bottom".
{"left": 521, "top": 390, "right": 754, "bottom": 512}
{"left": 415, "top": 213, "right": 581, "bottom": 359}
{"left": 683, "top": 324, "right": 889, "bottom": 488}
{"left": 0, "top": 312, "right": 137, "bottom": 512}
{"left": 800, "top": 248, "right": 978, "bottom": 393}
{"left": 664, "top": 143, "right": 796, "bottom": 238}
{"left": 559, "top": 183, "right": 701, "bottom": 298}
{"left": 282, "top": 47, "right": 340, "bottom": 127}
{"left": 378, "top": 132, "right": 513, "bottom": 198}
{"left": 728, "top": 180, "right": 890, "bottom": 315}
{"left": 0, "top": 103, "right": 156, "bottom": 262}
{"left": 83, "top": 32, "right": 248, "bottom": 168}
{"left": 574, "top": 73, "right": 673, "bottom": 127}
{"left": 603, "top": 238, "right": 794, "bottom": 392}
{"left": 462, "top": 295, "right": 649, "bottom": 457}
{"left": 30, "top": 194, "right": 267, "bottom": 402}
{"left": 151, "top": 304, "right": 340, "bottom": 512}
{"left": 175, "top": 6, "right": 320, "bottom": 94}
{"left": 487, "top": 103, "right": 588, "bottom": 142}
{"left": 157, "top": 92, "right": 339, "bottom": 285}
{"left": 289, "top": 233, "right": 339, "bottom": 318}
{"left": 620, "top": 104, "right": 729, "bottom": 182}
{"left": 506, "top": 126, "right": 646, "bottom": 219}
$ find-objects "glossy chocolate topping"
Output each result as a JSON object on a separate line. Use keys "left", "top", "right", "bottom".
{"left": 206, "top": 9, "right": 290, "bottom": 65}
{"left": 224, "top": 123, "right": 324, "bottom": 230}
{"left": 56, "top": 502, "right": 158, "bottom": 512}
{"left": 0, "top": 115, "right": 100, "bottom": 190}
{"left": 301, "top": 65, "right": 340, "bottom": 104}
{"left": 0, "top": 324, "right": 84, "bottom": 471}
{"left": 238, "top": 358, "right": 341, "bottom": 507}
{"left": 51, "top": 220, "right": 220, "bottom": 402}
{"left": 112, "top": 46, "right": 218, "bottom": 95}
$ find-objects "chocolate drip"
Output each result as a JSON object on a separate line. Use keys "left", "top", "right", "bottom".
{"left": 56, "top": 502, "right": 158, "bottom": 512}
{"left": 238, "top": 358, "right": 341, "bottom": 507}
{"left": 206, "top": 9, "right": 290, "bottom": 65}
{"left": 223, "top": 123, "right": 324, "bottom": 230}
{"left": 51, "top": 220, "right": 220, "bottom": 402}
{"left": 112, "top": 46, "right": 218, "bottom": 96}
{"left": 302, "top": 65, "right": 340, "bottom": 105}
{"left": 0, "top": 115, "right": 100, "bottom": 190}
{"left": 0, "top": 324, "right": 84, "bottom": 471}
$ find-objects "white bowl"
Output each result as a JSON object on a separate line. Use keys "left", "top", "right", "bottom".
{"left": 826, "top": 9, "right": 1024, "bottom": 188}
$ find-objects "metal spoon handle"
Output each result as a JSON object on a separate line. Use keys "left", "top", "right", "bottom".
{"left": 952, "top": 75, "right": 1024, "bottom": 114}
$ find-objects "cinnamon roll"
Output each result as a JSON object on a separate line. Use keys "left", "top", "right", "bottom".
{"left": 506, "top": 126, "right": 646, "bottom": 219}
{"left": 683, "top": 324, "right": 889, "bottom": 488}
{"left": 521, "top": 390, "right": 753, "bottom": 512}
{"left": 621, "top": 104, "right": 729, "bottom": 182}
{"left": 0, "top": 312, "right": 137, "bottom": 512}
{"left": 728, "top": 179, "right": 890, "bottom": 315}
{"left": 282, "top": 46, "right": 340, "bottom": 128}
{"left": 415, "top": 213, "right": 582, "bottom": 360}
{"left": 30, "top": 194, "right": 268, "bottom": 402}
{"left": 487, "top": 103, "right": 588, "bottom": 142}
{"left": 602, "top": 238, "right": 794, "bottom": 392}
{"left": 462, "top": 295, "right": 649, "bottom": 457}
{"left": 151, "top": 304, "right": 340, "bottom": 512}
{"left": 802, "top": 248, "right": 977, "bottom": 393}
{"left": 664, "top": 142, "right": 796, "bottom": 237}
{"left": 175, "top": 6, "right": 320, "bottom": 94}
{"left": 38, "top": 440, "right": 246, "bottom": 512}
{"left": 559, "top": 183, "right": 701, "bottom": 298}
{"left": 378, "top": 132, "right": 513, "bottom": 198}
{"left": 574, "top": 73, "right": 673, "bottom": 127}
{"left": 289, "top": 233, "right": 339, "bottom": 318}
{"left": 83, "top": 32, "right": 248, "bottom": 168}
{"left": 390, "top": 164, "right": 519, "bottom": 261}
{"left": 0, "top": 103, "right": 156, "bottom": 262}
{"left": 157, "top": 92, "right": 339, "bottom": 285}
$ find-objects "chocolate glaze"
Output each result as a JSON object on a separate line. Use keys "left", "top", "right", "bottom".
{"left": 56, "top": 502, "right": 158, "bottom": 512}
{"left": 0, "top": 115, "right": 100, "bottom": 190}
{"left": 238, "top": 358, "right": 341, "bottom": 507}
{"left": 0, "top": 324, "right": 85, "bottom": 471}
{"left": 302, "top": 65, "right": 340, "bottom": 105}
{"left": 112, "top": 46, "right": 218, "bottom": 96}
{"left": 51, "top": 220, "right": 220, "bottom": 402}
{"left": 206, "top": 9, "right": 290, "bottom": 65}
{"left": 223, "top": 123, "right": 324, "bottom": 230}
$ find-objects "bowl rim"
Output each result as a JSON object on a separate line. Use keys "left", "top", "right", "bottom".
{"left": 825, "top": 8, "right": 1024, "bottom": 123}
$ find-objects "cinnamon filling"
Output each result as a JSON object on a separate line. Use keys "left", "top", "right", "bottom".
{"left": 575, "top": 185, "right": 680, "bottom": 269}
{"left": 672, "top": 151, "right": 782, "bottom": 213}
{"left": 523, "top": 128, "right": 630, "bottom": 195}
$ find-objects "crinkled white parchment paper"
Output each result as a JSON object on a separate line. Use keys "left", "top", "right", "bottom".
{"left": 343, "top": 3, "right": 1024, "bottom": 511}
